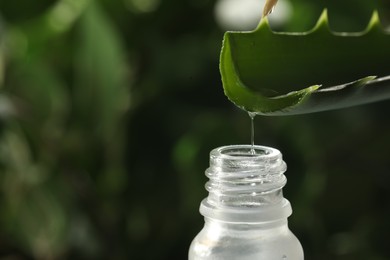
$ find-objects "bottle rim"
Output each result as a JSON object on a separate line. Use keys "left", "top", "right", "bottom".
{"left": 213, "top": 145, "right": 279, "bottom": 159}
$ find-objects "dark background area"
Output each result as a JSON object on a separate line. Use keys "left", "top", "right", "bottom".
{"left": 0, "top": 0, "right": 390, "bottom": 259}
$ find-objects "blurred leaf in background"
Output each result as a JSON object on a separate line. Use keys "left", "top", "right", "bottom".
{"left": 0, "top": 0, "right": 390, "bottom": 259}
{"left": 0, "top": 0, "right": 129, "bottom": 258}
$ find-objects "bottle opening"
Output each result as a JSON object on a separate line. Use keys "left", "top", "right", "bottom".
{"left": 219, "top": 145, "right": 271, "bottom": 157}
{"left": 210, "top": 145, "right": 284, "bottom": 171}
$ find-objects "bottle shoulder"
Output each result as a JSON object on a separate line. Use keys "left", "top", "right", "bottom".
{"left": 189, "top": 224, "right": 303, "bottom": 260}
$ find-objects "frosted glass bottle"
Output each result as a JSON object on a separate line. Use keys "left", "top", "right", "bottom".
{"left": 189, "top": 145, "right": 304, "bottom": 260}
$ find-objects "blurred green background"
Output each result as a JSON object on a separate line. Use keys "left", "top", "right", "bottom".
{"left": 0, "top": 0, "right": 390, "bottom": 259}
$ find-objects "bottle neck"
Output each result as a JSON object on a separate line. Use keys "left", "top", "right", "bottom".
{"left": 200, "top": 145, "right": 292, "bottom": 223}
{"left": 203, "top": 217, "right": 290, "bottom": 235}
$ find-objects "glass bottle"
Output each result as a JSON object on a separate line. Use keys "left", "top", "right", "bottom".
{"left": 189, "top": 145, "right": 303, "bottom": 260}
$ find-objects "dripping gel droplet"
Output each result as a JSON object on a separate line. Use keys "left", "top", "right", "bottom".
{"left": 248, "top": 112, "right": 256, "bottom": 155}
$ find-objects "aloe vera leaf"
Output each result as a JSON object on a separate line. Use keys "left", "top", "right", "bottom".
{"left": 220, "top": 10, "right": 390, "bottom": 115}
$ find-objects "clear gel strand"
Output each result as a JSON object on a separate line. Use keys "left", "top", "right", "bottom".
{"left": 248, "top": 112, "right": 256, "bottom": 155}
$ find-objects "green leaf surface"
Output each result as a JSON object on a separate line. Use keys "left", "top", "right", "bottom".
{"left": 220, "top": 10, "right": 390, "bottom": 115}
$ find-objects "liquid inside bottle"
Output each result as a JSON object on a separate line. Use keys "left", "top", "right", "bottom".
{"left": 189, "top": 145, "right": 304, "bottom": 260}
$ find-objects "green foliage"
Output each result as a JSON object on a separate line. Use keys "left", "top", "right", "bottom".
{"left": 220, "top": 10, "right": 390, "bottom": 115}
{"left": 0, "top": 0, "right": 128, "bottom": 258}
